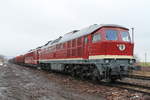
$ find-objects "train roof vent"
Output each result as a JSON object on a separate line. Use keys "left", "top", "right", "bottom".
{"left": 51, "top": 36, "right": 62, "bottom": 45}
{"left": 36, "top": 46, "right": 42, "bottom": 49}
{"left": 72, "top": 30, "right": 79, "bottom": 33}
{"left": 44, "top": 40, "right": 52, "bottom": 46}
{"left": 66, "top": 30, "right": 79, "bottom": 35}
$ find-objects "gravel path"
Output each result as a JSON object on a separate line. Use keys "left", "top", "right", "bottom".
{"left": 0, "top": 63, "right": 104, "bottom": 100}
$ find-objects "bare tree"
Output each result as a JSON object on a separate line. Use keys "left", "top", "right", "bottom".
{"left": 0, "top": 54, "right": 5, "bottom": 62}
{"left": 0, "top": 55, "right": 4, "bottom": 58}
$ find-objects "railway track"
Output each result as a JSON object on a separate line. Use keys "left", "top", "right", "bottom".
{"left": 15, "top": 64, "right": 150, "bottom": 95}
{"left": 128, "top": 70, "right": 150, "bottom": 80}
{"left": 112, "top": 81, "right": 150, "bottom": 95}
{"left": 130, "top": 70, "right": 150, "bottom": 79}
{"left": 95, "top": 79, "right": 150, "bottom": 95}
{"left": 128, "top": 75, "right": 150, "bottom": 80}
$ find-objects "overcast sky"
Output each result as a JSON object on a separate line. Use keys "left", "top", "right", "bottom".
{"left": 0, "top": 0, "right": 150, "bottom": 61}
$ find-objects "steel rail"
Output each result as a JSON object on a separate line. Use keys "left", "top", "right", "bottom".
{"left": 127, "top": 75, "right": 150, "bottom": 80}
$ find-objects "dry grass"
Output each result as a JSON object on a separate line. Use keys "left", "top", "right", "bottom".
{"left": 138, "top": 62, "right": 150, "bottom": 67}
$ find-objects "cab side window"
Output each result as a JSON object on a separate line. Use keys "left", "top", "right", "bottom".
{"left": 121, "top": 32, "right": 131, "bottom": 42}
{"left": 92, "top": 33, "right": 101, "bottom": 43}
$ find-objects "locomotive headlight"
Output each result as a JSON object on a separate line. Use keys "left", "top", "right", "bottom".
{"left": 129, "top": 59, "right": 134, "bottom": 64}
{"left": 105, "top": 60, "right": 110, "bottom": 64}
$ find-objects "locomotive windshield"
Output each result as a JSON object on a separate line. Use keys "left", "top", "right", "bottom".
{"left": 106, "top": 30, "right": 118, "bottom": 40}
{"left": 121, "top": 32, "right": 131, "bottom": 42}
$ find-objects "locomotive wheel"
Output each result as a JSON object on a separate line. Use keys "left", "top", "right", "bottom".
{"left": 80, "top": 74, "right": 85, "bottom": 80}
{"left": 92, "top": 76, "right": 98, "bottom": 82}
{"left": 64, "top": 65, "right": 69, "bottom": 74}
{"left": 71, "top": 71, "right": 76, "bottom": 77}
{"left": 109, "top": 69, "right": 117, "bottom": 82}
{"left": 91, "top": 68, "right": 99, "bottom": 82}
{"left": 110, "top": 78, "right": 117, "bottom": 82}
{"left": 79, "top": 68, "right": 85, "bottom": 80}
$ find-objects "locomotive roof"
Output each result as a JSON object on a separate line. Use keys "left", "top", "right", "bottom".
{"left": 41, "top": 24, "right": 128, "bottom": 49}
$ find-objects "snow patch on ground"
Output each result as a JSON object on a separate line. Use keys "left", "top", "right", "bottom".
{"left": 24, "top": 82, "right": 35, "bottom": 89}
{"left": 0, "top": 87, "right": 7, "bottom": 96}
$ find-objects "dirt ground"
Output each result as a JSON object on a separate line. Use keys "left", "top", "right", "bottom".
{"left": 0, "top": 62, "right": 149, "bottom": 100}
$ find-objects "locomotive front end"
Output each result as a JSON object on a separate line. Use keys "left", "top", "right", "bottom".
{"left": 104, "top": 27, "right": 135, "bottom": 79}
{"left": 89, "top": 25, "right": 135, "bottom": 81}
{"left": 102, "top": 58, "right": 135, "bottom": 80}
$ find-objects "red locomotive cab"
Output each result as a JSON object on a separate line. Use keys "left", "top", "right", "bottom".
{"left": 103, "top": 27, "right": 134, "bottom": 58}
{"left": 89, "top": 26, "right": 134, "bottom": 59}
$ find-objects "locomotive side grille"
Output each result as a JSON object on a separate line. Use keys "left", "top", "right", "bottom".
{"left": 72, "top": 39, "right": 76, "bottom": 47}
{"left": 77, "top": 38, "right": 82, "bottom": 46}
{"left": 77, "top": 47, "right": 82, "bottom": 56}
{"left": 72, "top": 49, "right": 76, "bottom": 56}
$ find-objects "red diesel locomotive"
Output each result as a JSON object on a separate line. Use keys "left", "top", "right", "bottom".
{"left": 13, "top": 24, "right": 135, "bottom": 81}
